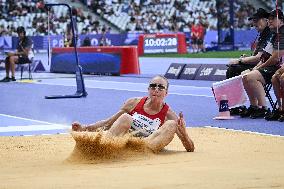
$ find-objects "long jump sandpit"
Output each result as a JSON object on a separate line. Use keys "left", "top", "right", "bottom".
{"left": 0, "top": 127, "right": 284, "bottom": 189}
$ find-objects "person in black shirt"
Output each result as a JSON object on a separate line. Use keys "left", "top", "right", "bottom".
{"left": 226, "top": 8, "right": 272, "bottom": 115}
{"left": 0, "top": 26, "right": 33, "bottom": 82}
{"left": 226, "top": 8, "right": 272, "bottom": 79}
{"left": 241, "top": 9, "right": 284, "bottom": 119}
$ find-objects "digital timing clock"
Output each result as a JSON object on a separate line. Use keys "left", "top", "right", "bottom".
{"left": 143, "top": 35, "right": 178, "bottom": 53}
{"left": 138, "top": 33, "right": 187, "bottom": 55}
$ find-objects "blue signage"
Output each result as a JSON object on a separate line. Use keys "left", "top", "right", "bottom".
{"left": 1, "top": 29, "right": 258, "bottom": 51}
{"left": 0, "top": 36, "right": 12, "bottom": 49}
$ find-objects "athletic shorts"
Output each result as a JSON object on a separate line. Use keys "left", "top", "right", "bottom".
{"left": 197, "top": 39, "right": 204, "bottom": 45}
{"left": 258, "top": 65, "right": 280, "bottom": 84}
{"left": 191, "top": 38, "right": 198, "bottom": 45}
{"left": 226, "top": 63, "right": 255, "bottom": 79}
{"left": 16, "top": 56, "right": 32, "bottom": 64}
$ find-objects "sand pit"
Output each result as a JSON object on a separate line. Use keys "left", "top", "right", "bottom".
{"left": 69, "top": 131, "right": 152, "bottom": 163}
{"left": 0, "top": 127, "right": 284, "bottom": 189}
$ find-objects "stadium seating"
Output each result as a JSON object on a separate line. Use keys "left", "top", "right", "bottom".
{"left": 84, "top": 0, "right": 256, "bottom": 33}
{"left": 0, "top": 0, "right": 260, "bottom": 36}
{"left": 0, "top": 0, "right": 105, "bottom": 36}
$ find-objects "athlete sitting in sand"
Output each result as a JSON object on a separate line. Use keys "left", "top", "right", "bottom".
{"left": 72, "top": 75, "right": 194, "bottom": 152}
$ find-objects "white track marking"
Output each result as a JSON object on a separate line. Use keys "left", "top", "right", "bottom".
{"left": 0, "top": 124, "right": 69, "bottom": 132}
{"left": 35, "top": 78, "right": 215, "bottom": 97}
{"left": 205, "top": 126, "right": 284, "bottom": 138}
{"left": 0, "top": 113, "right": 54, "bottom": 125}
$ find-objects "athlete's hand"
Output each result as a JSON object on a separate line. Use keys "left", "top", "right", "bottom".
{"left": 252, "top": 66, "right": 260, "bottom": 71}
{"left": 228, "top": 59, "right": 239, "bottom": 65}
{"left": 275, "top": 66, "right": 284, "bottom": 77}
{"left": 177, "top": 112, "right": 194, "bottom": 152}
{"left": 177, "top": 112, "right": 186, "bottom": 134}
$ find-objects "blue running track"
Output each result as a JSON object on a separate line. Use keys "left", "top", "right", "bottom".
{"left": 0, "top": 75, "right": 283, "bottom": 137}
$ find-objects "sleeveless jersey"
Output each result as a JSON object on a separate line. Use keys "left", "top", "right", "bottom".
{"left": 129, "top": 97, "right": 169, "bottom": 137}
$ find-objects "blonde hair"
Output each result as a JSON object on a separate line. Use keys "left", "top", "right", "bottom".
{"left": 151, "top": 75, "right": 169, "bottom": 89}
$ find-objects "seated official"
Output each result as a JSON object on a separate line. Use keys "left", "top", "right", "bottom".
{"left": 226, "top": 8, "right": 272, "bottom": 115}
{"left": 0, "top": 26, "right": 34, "bottom": 82}
{"left": 240, "top": 9, "right": 284, "bottom": 119}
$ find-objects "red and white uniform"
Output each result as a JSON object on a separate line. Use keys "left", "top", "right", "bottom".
{"left": 129, "top": 97, "right": 169, "bottom": 137}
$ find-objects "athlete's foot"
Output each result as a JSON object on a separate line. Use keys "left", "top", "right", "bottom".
{"left": 72, "top": 122, "right": 86, "bottom": 131}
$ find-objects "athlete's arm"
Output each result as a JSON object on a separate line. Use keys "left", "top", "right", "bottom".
{"left": 229, "top": 52, "right": 262, "bottom": 65}
{"left": 258, "top": 50, "right": 284, "bottom": 68}
{"left": 72, "top": 97, "right": 141, "bottom": 131}
{"left": 166, "top": 110, "right": 195, "bottom": 152}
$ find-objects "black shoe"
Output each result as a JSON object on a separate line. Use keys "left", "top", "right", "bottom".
{"left": 238, "top": 106, "right": 247, "bottom": 115}
{"left": 250, "top": 107, "right": 268, "bottom": 119}
{"left": 279, "top": 115, "right": 284, "bottom": 122}
{"left": 230, "top": 106, "right": 246, "bottom": 115}
{"left": 240, "top": 106, "right": 257, "bottom": 118}
{"left": 265, "top": 109, "right": 281, "bottom": 121}
{"left": 11, "top": 77, "right": 16, "bottom": 81}
{"left": 230, "top": 107, "right": 241, "bottom": 115}
{"left": 0, "top": 77, "right": 10, "bottom": 82}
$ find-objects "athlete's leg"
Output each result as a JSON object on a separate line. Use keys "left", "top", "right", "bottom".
{"left": 106, "top": 113, "right": 133, "bottom": 137}
{"left": 9, "top": 55, "right": 19, "bottom": 78}
{"left": 144, "top": 120, "right": 177, "bottom": 152}
{"left": 280, "top": 73, "right": 284, "bottom": 110}
{"left": 5, "top": 57, "right": 10, "bottom": 77}
{"left": 272, "top": 73, "right": 282, "bottom": 109}
{"left": 243, "top": 70, "right": 266, "bottom": 106}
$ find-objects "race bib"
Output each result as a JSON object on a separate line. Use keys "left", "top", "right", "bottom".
{"left": 131, "top": 112, "right": 161, "bottom": 137}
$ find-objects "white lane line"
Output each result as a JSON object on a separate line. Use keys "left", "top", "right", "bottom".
{"left": 38, "top": 78, "right": 212, "bottom": 89}
{"left": 20, "top": 133, "right": 69, "bottom": 137}
{"left": 85, "top": 80, "right": 211, "bottom": 89}
{"left": 0, "top": 114, "right": 55, "bottom": 125}
{"left": 0, "top": 124, "right": 69, "bottom": 132}
{"left": 35, "top": 79, "right": 215, "bottom": 98}
{"left": 205, "top": 126, "right": 284, "bottom": 138}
